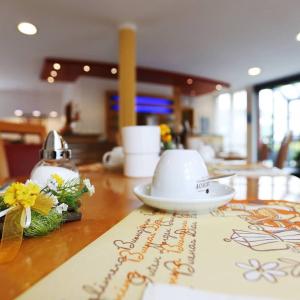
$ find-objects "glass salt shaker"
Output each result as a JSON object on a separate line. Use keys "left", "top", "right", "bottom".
{"left": 31, "top": 130, "right": 79, "bottom": 187}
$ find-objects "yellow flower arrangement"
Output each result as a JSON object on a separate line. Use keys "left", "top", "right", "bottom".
{"left": 159, "top": 124, "right": 175, "bottom": 150}
{"left": 159, "top": 124, "right": 171, "bottom": 136}
{"left": 0, "top": 174, "right": 95, "bottom": 263}
{"left": 4, "top": 182, "right": 40, "bottom": 208}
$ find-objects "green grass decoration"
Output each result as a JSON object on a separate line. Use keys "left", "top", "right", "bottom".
{"left": 24, "top": 210, "right": 63, "bottom": 237}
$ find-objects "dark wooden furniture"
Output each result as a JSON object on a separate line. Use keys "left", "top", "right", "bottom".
{"left": 63, "top": 134, "right": 115, "bottom": 165}
{"left": 0, "top": 121, "right": 46, "bottom": 141}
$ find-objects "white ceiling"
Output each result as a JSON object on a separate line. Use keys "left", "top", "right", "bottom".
{"left": 1, "top": 0, "right": 300, "bottom": 91}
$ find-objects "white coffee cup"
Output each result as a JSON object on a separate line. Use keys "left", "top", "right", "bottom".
{"left": 122, "top": 125, "right": 160, "bottom": 177}
{"left": 124, "top": 153, "right": 160, "bottom": 178}
{"left": 151, "top": 149, "right": 210, "bottom": 199}
{"left": 102, "top": 146, "right": 124, "bottom": 165}
{"left": 122, "top": 126, "right": 160, "bottom": 154}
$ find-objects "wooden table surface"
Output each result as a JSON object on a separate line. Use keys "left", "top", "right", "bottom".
{"left": 1, "top": 166, "right": 300, "bottom": 299}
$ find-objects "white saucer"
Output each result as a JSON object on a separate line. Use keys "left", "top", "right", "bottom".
{"left": 133, "top": 181, "right": 234, "bottom": 213}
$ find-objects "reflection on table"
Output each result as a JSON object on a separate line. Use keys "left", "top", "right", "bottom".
{"left": 220, "top": 175, "right": 300, "bottom": 201}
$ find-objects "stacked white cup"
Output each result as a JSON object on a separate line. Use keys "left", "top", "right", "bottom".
{"left": 122, "top": 125, "right": 160, "bottom": 177}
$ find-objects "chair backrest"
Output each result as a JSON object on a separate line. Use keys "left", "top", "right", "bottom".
{"left": 4, "top": 143, "right": 41, "bottom": 177}
{"left": 258, "top": 143, "right": 270, "bottom": 161}
{"left": 0, "top": 138, "right": 9, "bottom": 179}
{"left": 274, "top": 132, "right": 292, "bottom": 169}
{"left": 0, "top": 121, "right": 46, "bottom": 178}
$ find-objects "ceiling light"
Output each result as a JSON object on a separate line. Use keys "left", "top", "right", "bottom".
{"left": 47, "top": 76, "right": 55, "bottom": 83}
{"left": 50, "top": 70, "right": 57, "bottom": 77}
{"left": 17, "top": 22, "right": 37, "bottom": 35}
{"left": 111, "top": 67, "right": 118, "bottom": 75}
{"left": 49, "top": 111, "right": 58, "bottom": 118}
{"left": 216, "top": 84, "right": 223, "bottom": 91}
{"left": 186, "top": 78, "right": 193, "bottom": 85}
{"left": 14, "top": 109, "right": 23, "bottom": 117}
{"left": 296, "top": 32, "right": 300, "bottom": 41}
{"left": 248, "top": 67, "right": 261, "bottom": 76}
{"left": 83, "top": 65, "right": 91, "bottom": 72}
{"left": 32, "top": 110, "right": 41, "bottom": 117}
{"left": 53, "top": 63, "right": 61, "bottom": 70}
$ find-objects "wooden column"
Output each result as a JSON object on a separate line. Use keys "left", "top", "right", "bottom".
{"left": 118, "top": 23, "right": 137, "bottom": 129}
{"left": 173, "top": 86, "right": 182, "bottom": 133}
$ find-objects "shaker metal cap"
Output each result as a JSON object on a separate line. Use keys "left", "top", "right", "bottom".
{"left": 40, "top": 130, "right": 71, "bottom": 160}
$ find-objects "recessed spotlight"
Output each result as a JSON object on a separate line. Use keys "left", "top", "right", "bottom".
{"left": 14, "top": 109, "right": 23, "bottom": 117}
{"left": 216, "top": 84, "right": 223, "bottom": 91}
{"left": 83, "top": 65, "right": 91, "bottom": 72}
{"left": 296, "top": 32, "right": 300, "bottom": 41}
{"left": 53, "top": 63, "right": 61, "bottom": 70}
{"left": 50, "top": 70, "right": 57, "bottom": 77}
{"left": 17, "top": 22, "right": 37, "bottom": 35}
{"left": 47, "top": 76, "right": 55, "bottom": 83}
{"left": 32, "top": 110, "right": 41, "bottom": 117}
{"left": 111, "top": 67, "right": 118, "bottom": 75}
{"left": 186, "top": 78, "right": 193, "bottom": 85}
{"left": 49, "top": 111, "right": 58, "bottom": 118}
{"left": 248, "top": 67, "right": 261, "bottom": 76}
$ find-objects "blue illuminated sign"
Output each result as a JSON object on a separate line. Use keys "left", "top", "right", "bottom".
{"left": 111, "top": 95, "right": 173, "bottom": 106}
{"left": 111, "top": 105, "right": 173, "bottom": 114}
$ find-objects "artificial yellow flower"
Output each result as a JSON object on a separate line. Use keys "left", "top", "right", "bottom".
{"left": 3, "top": 182, "right": 22, "bottom": 206}
{"left": 26, "top": 182, "right": 40, "bottom": 200}
{"left": 159, "top": 124, "right": 171, "bottom": 136}
{"left": 4, "top": 182, "right": 40, "bottom": 208}
{"left": 162, "top": 133, "right": 172, "bottom": 143}
{"left": 51, "top": 174, "right": 64, "bottom": 187}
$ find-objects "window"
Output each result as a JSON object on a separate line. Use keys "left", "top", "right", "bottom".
{"left": 258, "top": 82, "right": 300, "bottom": 165}
{"left": 215, "top": 90, "right": 247, "bottom": 155}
